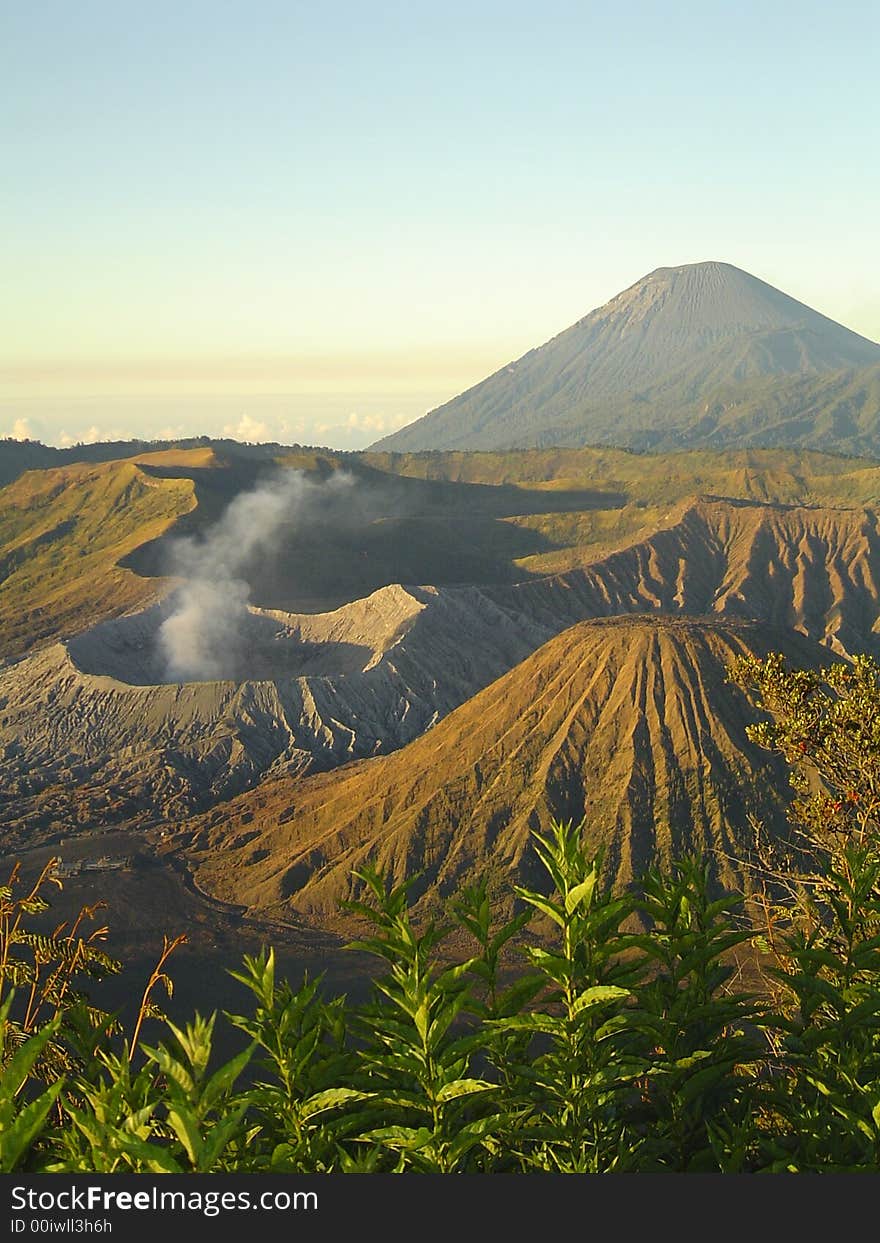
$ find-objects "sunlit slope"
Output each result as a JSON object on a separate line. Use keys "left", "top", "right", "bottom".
{"left": 6, "top": 443, "right": 880, "bottom": 640}
{"left": 188, "top": 616, "right": 814, "bottom": 923}
{"left": 0, "top": 457, "right": 198, "bottom": 660}
{"left": 372, "top": 262, "right": 880, "bottom": 453}
{"left": 0, "top": 436, "right": 318, "bottom": 490}
{"left": 485, "top": 500, "right": 880, "bottom": 656}
{"left": 365, "top": 445, "right": 880, "bottom": 504}
{"left": 122, "top": 454, "right": 626, "bottom": 613}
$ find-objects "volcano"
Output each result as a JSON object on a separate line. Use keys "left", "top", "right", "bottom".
{"left": 186, "top": 615, "right": 823, "bottom": 925}
{"left": 372, "top": 261, "right": 880, "bottom": 454}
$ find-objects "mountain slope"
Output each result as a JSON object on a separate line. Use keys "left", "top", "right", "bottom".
{"left": 3, "top": 495, "right": 878, "bottom": 848}
{"left": 373, "top": 262, "right": 880, "bottom": 453}
{"left": 530, "top": 363, "right": 880, "bottom": 454}
{"left": 0, "top": 457, "right": 198, "bottom": 660}
{"left": 187, "top": 616, "right": 819, "bottom": 924}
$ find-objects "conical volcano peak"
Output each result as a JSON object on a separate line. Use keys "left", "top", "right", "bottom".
{"left": 643, "top": 260, "right": 753, "bottom": 282}
{"left": 373, "top": 260, "right": 880, "bottom": 454}
{"left": 592, "top": 260, "right": 831, "bottom": 336}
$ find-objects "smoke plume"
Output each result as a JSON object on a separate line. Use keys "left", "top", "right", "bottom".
{"left": 159, "top": 469, "right": 352, "bottom": 681}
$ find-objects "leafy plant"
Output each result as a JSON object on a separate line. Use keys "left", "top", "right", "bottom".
{"left": 626, "top": 858, "right": 762, "bottom": 1171}
{"left": 732, "top": 651, "right": 880, "bottom": 1169}
{"left": 0, "top": 1000, "right": 63, "bottom": 1171}
{"left": 8, "top": 681, "right": 880, "bottom": 1179}
{"left": 227, "top": 949, "right": 361, "bottom": 1171}
{"left": 493, "top": 823, "right": 644, "bottom": 1172}
{"left": 0, "top": 859, "right": 121, "bottom": 1085}
{"left": 343, "top": 866, "right": 504, "bottom": 1172}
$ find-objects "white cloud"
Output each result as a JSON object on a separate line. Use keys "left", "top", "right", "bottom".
{"left": 9, "top": 417, "right": 34, "bottom": 440}
{"left": 222, "top": 414, "right": 270, "bottom": 442}
{"left": 53, "top": 425, "right": 123, "bottom": 447}
{"left": 276, "top": 417, "right": 308, "bottom": 441}
{"left": 344, "top": 410, "right": 412, "bottom": 433}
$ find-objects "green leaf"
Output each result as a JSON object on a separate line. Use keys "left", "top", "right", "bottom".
{"left": 0, "top": 1014, "right": 61, "bottom": 1098}
{"left": 436, "top": 1078, "right": 494, "bottom": 1103}
{"left": 359, "top": 1125, "right": 432, "bottom": 1151}
{"left": 513, "top": 890, "right": 566, "bottom": 928}
{"left": 571, "top": 985, "right": 630, "bottom": 1017}
{"left": 495, "top": 973, "right": 545, "bottom": 1017}
{"left": 446, "top": 1112, "right": 506, "bottom": 1161}
{"left": 565, "top": 875, "right": 597, "bottom": 915}
{"left": 200, "top": 1106, "right": 249, "bottom": 1169}
{"left": 117, "top": 1133, "right": 183, "bottom": 1174}
{"left": 165, "top": 1106, "right": 202, "bottom": 1167}
{"left": 492, "top": 1013, "right": 562, "bottom": 1037}
{"left": 0, "top": 1080, "right": 63, "bottom": 1172}
{"left": 300, "top": 1088, "right": 369, "bottom": 1119}
{"left": 202, "top": 1043, "right": 254, "bottom": 1109}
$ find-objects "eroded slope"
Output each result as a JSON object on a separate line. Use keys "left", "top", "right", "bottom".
{"left": 188, "top": 616, "right": 814, "bottom": 924}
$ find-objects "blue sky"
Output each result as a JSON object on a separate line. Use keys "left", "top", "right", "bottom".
{"left": 2, "top": 0, "right": 878, "bottom": 448}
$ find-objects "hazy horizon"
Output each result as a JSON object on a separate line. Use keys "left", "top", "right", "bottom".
{"left": 3, "top": 1, "right": 879, "bottom": 450}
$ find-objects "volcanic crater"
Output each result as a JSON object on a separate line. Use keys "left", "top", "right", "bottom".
{"left": 65, "top": 591, "right": 421, "bottom": 686}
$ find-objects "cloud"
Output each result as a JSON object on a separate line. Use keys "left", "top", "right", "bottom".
{"left": 344, "top": 410, "right": 412, "bottom": 433}
{"left": 8, "top": 417, "right": 34, "bottom": 440}
{"left": 222, "top": 414, "right": 270, "bottom": 442}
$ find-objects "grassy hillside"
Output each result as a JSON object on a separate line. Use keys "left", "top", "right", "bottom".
{"left": 124, "top": 454, "right": 624, "bottom": 612}
{"left": 0, "top": 457, "right": 197, "bottom": 660}
{"left": 364, "top": 444, "right": 880, "bottom": 498}
{"left": 0, "top": 436, "right": 351, "bottom": 489}
{"left": 532, "top": 363, "right": 880, "bottom": 455}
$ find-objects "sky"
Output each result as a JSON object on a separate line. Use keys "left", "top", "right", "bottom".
{"left": 2, "top": 0, "right": 879, "bottom": 450}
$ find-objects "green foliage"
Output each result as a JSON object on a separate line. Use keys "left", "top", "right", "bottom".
{"left": 343, "top": 867, "right": 503, "bottom": 1172}
{"left": 227, "top": 950, "right": 362, "bottom": 1171}
{"left": 761, "top": 843, "right": 880, "bottom": 1170}
{"left": 626, "top": 859, "right": 763, "bottom": 1171}
{"left": 732, "top": 651, "right": 880, "bottom": 1169}
{"left": 0, "top": 860, "right": 122, "bottom": 1090}
{"left": 492, "top": 826, "right": 642, "bottom": 1172}
{"left": 47, "top": 1050, "right": 175, "bottom": 1173}
{"left": 732, "top": 651, "right": 880, "bottom": 863}
{"left": 0, "top": 1000, "right": 64, "bottom": 1171}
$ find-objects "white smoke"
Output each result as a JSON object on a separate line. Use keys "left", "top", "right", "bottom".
{"left": 158, "top": 469, "right": 353, "bottom": 681}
